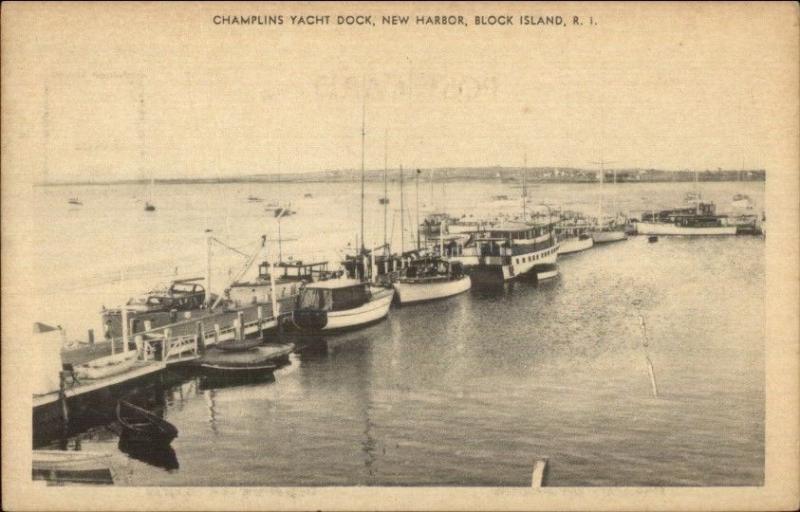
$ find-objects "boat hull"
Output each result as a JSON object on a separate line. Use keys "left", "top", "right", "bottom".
{"left": 455, "top": 244, "right": 559, "bottom": 284}
{"left": 557, "top": 236, "right": 594, "bottom": 255}
{"left": 393, "top": 276, "right": 471, "bottom": 305}
{"left": 292, "top": 288, "right": 394, "bottom": 332}
{"left": 535, "top": 264, "right": 559, "bottom": 281}
{"left": 591, "top": 230, "right": 627, "bottom": 243}
{"left": 635, "top": 222, "right": 737, "bottom": 236}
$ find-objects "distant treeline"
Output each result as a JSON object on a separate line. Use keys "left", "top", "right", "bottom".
{"left": 37, "top": 167, "right": 765, "bottom": 186}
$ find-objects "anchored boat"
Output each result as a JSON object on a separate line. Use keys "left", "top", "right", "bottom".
{"left": 555, "top": 214, "right": 594, "bottom": 255}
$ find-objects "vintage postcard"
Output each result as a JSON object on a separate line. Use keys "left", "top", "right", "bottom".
{"left": 2, "top": 1, "right": 798, "bottom": 510}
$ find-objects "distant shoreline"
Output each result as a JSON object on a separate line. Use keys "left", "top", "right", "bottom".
{"left": 36, "top": 166, "right": 766, "bottom": 187}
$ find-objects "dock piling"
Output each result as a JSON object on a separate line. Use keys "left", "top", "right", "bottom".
{"left": 531, "top": 458, "right": 548, "bottom": 487}
{"left": 87, "top": 329, "right": 94, "bottom": 345}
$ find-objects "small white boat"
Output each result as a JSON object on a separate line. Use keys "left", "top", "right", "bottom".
{"left": 731, "top": 194, "right": 753, "bottom": 209}
{"left": 557, "top": 234, "right": 594, "bottom": 255}
{"left": 393, "top": 259, "right": 471, "bottom": 305}
{"left": 73, "top": 351, "right": 138, "bottom": 380}
{"left": 292, "top": 279, "right": 394, "bottom": 332}
{"left": 591, "top": 230, "right": 627, "bottom": 243}
{"left": 634, "top": 221, "right": 737, "bottom": 236}
{"left": 33, "top": 450, "right": 114, "bottom": 485}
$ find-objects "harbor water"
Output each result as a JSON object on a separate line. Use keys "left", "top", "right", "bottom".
{"left": 23, "top": 179, "right": 764, "bottom": 486}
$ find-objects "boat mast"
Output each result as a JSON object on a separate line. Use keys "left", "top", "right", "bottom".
{"left": 360, "top": 97, "right": 366, "bottom": 253}
{"left": 415, "top": 169, "right": 421, "bottom": 250}
{"left": 206, "top": 233, "right": 212, "bottom": 307}
{"left": 522, "top": 152, "right": 528, "bottom": 222}
{"left": 383, "top": 129, "right": 389, "bottom": 252}
{"left": 400, "top": 165, "right": 405, "bottom": 253}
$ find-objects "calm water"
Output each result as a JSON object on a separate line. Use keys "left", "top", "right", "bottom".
{"left": 24, "top": 179, "right": 764, "bottom": 486}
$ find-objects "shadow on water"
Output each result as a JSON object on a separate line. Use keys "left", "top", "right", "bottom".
{"left": 197, "top": 370, "right": 277, "bottom": 392}
{"left": 118, "top": 434, "right": 180, "bottom": 471}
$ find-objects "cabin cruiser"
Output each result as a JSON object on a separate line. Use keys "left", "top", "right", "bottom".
{"left": 447, "top": 221, "right": 559, "bottom": 284}
{"left": 227, "top": 260, "right": 331, "bottom": 308}
{"left": 291, "top": 279, "right": 394, "bottom": 332}
{"left": 393, "top": 256, "right": 471, "bottom": 305}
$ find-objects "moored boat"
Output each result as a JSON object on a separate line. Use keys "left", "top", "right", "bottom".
{"left": 535, "top": 263, "right": 559, "bottom": 281}
{"left": 292, "top": 279, "right": 394, "bottom": 332}
{"left": 555, "top": 215, "right": 595, "bottom": 255}
{"left": 33, "top": 450, "right": 114, "bottom": 485}
{"left": 447, "top": 221, "right": 559, "bottom": 284}
{"left": 116, "top": 400, "right": 178, "bottom": 445}
{"left": 635, "top": 201, "right": 736, "bottom": 236}
{"left": 393, "top": 257, "right": 471, "bottom": 305}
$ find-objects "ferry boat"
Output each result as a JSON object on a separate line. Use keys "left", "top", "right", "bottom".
{"left": 291, "top": 279, "right": 394, "bottom": 332}
{"left": 393, "top": 256, "right": 471, "bottom": 305}
{"left": 635, "top": 201, "right": 737, "bottom": 236}
{"left": 555, "top": 216, "right": 595, "bottom": 255}
{"left": 447, "top": 221, "right": 559, "bottom": 284}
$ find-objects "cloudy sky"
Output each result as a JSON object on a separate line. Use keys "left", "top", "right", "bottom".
{"left": 3, "top": 2, "right": 795, "bottom": 182}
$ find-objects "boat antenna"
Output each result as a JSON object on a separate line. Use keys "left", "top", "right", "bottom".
{"left": 416, "top": 168, "right": 421, "bottom": 250}
{"left": 360, "top": 92, "right": 366, "bottom": 253}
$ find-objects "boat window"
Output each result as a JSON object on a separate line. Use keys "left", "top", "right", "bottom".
{"left": 298, "top": 288, "right": 331, "bottom": 310}
{"left": 331, "top": 285, "right": 367, "bottom": 311}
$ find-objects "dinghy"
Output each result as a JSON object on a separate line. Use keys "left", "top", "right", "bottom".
{"left": 116, "top": 400, "right": 178, "bottom": 445}
{"left": 73, "top": 351, "right": 138, "bottom": 380}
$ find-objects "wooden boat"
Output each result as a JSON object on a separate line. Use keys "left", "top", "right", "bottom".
{"left": 648, "top": 235, "right": 659, "bottom": 243}
{"left": 116, "top": 400, "right": 178, "bottom": 444}
{"left": 292, "top": 279, "right": 394, "bottom": 332}
{"left": 144, "top": 202, "right": 156, "bottom": 212}
{"left": 393, "top": 258, "right": 471, "bottom": 305}
{"left": 200, "top": 343, "right": 294, "bottom": 368}
{"left": 73, "top": 350, "right": 138, "bottom": 380}
{"left": 32, "top": 450, "right": 114, "bottom": 485}
{"left": 67, "top": 198, "right": 82, "bottom": 206}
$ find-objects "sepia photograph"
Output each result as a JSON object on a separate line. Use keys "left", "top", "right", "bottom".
{"left": 2, "top": 1, "right": 798, "bottom": 510}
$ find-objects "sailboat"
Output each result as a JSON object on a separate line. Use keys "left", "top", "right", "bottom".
{"left": 590, "top": 161, "right": 627, "bottom": 243}
{"left": 144, "top": 177, "right": 156, "bottom": 211}
{"left": 291, "top": 98, "right": 394, "bottom": 332}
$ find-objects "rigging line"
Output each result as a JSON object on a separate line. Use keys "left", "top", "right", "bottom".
{"left": 210, "top": 237, "right": 250, "bottom": 258}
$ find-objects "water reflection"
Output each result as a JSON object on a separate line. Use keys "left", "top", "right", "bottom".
{"left": 118, "top": 434, "right": 180, "bottom": 471}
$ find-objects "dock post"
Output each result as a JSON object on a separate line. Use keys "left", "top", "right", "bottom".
{"left": 87, "top": 329, "right": 94, "bottom": 345}
{"left": 237, "top": 311, "right": 244, "bottom": 341}
{"left": 257, "top": 306, "right": 263, "bottom": 333}
{"left": 214, "top": 323, "right": 221, "bottom": 345}
{"left": 196, "top": 321, "right": 206, "bottom": 354}
{"left": 58, "top": 371, "right": 70, "bottom": 425}
{"left": 531, "top": 459, "right": 548, "bottom": 487}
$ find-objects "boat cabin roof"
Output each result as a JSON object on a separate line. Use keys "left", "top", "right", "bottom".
{"left": 304, "top": 278, "right": 364, "bottom": 290}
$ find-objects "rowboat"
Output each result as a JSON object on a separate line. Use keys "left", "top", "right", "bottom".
{"left": 32, "top": 450, "right": 114, "bottom": 485}
{"left": 116, "top": 400, "right": 178, "bottom": 445}
{"left": 73, "top": 351, "right": 138, "bottom": 380}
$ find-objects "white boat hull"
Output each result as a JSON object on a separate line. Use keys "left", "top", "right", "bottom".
{"left": 591, "top": 230, "right": 627, "bottom": 243}
{"left": 393, "top": 276, "right": 471, "bottom": 304}
{"left": 635, "top": 222, "right": 737, "bottom": 236}
{"left": 536, "top": 266, "right": 559, "bottom": 280}
{"left": 293, "top": 288, "right": 394, "bottom": 332}
{"left": 557, "top": 236, "right": 594, "bottom": 255}
{"left": 74, "top": 351, "right": 138, "bottom": 380}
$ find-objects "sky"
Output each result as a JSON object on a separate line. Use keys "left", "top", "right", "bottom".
{"left": 2, "top": 2, "right": 796, "bottom": 182}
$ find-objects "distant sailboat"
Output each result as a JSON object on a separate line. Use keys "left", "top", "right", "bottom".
{"left": 68, "top": 197, "right": 82, "bottom": 206}
{"left": 144, "top": 178, "right": 156, "bottom": 211}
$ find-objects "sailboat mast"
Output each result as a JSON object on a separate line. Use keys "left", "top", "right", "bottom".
{"left": 522, "top": 153, "right": 528, "bottom": 222}
{"left": 400, "top": 165, "right": 405, "bottom": 253}
{"left": 415, "top": 169, "right": 421, "bottom": 250}
{"left": 360, "top": 99, "right": 366, "bottom": 252}
{"left": 383, "top": 130, "right": 388, "bottom": 251}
